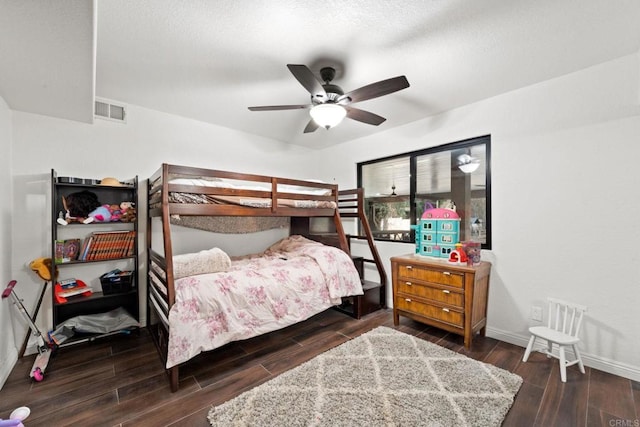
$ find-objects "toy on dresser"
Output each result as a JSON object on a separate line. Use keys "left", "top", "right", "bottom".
{"left": 448, "top": 242, "right": 468, "bottom": 265}
{"left": 413, "top": 203, "right": 461, "bottom": 258}
{"left": 412, "top": 202, "right": 482, "bottom": 264}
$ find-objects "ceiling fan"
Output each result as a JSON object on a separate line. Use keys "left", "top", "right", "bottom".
{"left": 375, "top": 184, "right": 399, "bottom": 197}
{"left": 248, "top": 64, "right": 410, "bottom": 133}
{"left": 385, "top": 184, "right": 398, "bottom": 196}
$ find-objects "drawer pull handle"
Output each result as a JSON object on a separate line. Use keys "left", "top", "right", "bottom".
{"left": 442, "top": 290, "right": 450, "bottom": 294}
{"left": 405, "top": 298, "right": 412, "bottom": 302}
{"left": 442, "top": 308, "right": 450, "bottom": 312}
{"left": 405, "top": 282, "right": 412, "bottom": 286}
{"left": 443, "top": 271, "right": 451, "bottom": 276}
{"left": 406, "top": 266, "right": 413, "bottom": 270}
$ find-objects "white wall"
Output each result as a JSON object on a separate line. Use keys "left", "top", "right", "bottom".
{"left": 313, "top": 52, "right": 640, "bottom": 381}
{"left": 0, "top": 95, "right": 16, "bottom": 387}
{"left": 7, "top": 106, "right": 314, "bottom": 373}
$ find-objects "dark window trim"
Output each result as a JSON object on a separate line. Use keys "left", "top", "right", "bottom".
{"left": 357, "top": 134, "right": 492, "bottom": 250}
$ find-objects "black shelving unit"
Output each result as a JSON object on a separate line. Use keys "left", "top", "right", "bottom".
{"left": 50, "top": 170, "right": 139, "bottom": 338}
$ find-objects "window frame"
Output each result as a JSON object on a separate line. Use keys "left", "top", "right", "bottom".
{"left": 357, "top": 135, "right": 492, "bottom": 249}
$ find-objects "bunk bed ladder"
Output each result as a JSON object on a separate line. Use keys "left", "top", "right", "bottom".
{"left": 334, "top": 188, "right": 387, "bottom": 319}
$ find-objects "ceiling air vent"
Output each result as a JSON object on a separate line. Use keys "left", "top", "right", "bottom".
{"left": 94, "top": 98, "right": 127, "bottom": 123}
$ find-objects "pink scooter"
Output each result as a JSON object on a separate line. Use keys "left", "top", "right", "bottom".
{"left": 2, "top": 280, "right": 52, "bottom": 382}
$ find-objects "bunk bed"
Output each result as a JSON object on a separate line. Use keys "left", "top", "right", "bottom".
{"left": 335, "top": 188, "right": 388, "bottom": 318}
{"left": 147, "top": 163, "right": 367, "bottom": 392}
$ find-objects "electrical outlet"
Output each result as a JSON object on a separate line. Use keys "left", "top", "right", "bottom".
{"left": 531, "top": 306, "right": 543, "bottom": 322}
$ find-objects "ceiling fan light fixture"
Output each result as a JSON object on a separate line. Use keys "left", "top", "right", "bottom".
{"left": 309, "top": 103, "right": 346, "bottom": 129}
{"left": 457, "top": 154, "right": 480, "bottom": 173}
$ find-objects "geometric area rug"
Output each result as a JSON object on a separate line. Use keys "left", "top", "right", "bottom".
{"left": 208, "top": 326, "right": 523, "bottom": 426}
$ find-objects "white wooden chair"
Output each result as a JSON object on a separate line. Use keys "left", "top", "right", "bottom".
{"left": 522, "top": 297, "right": 587, "bottom": 382}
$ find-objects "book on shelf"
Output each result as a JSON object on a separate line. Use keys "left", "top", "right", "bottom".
{"left": 55, "top": 240, "right": 63, "bottom": 263}
{"left": 98, "top": 233, "right": 112, "bottom": 260}
{"left": 80, "top": 231, "right": 135, "bottom": 261}
{"left": 105, "top": 232, "right": 119, "bottom": 259}
{"left": 79, "top": 235, "right": 93, "bottom": 261}
{"left": 124, "top": 231, "right": 136, "bottom": 257}
{"left": 88, "top": 232, "right": 107, "bottom": 260}
{"left": 83, "top": 233, "right": 99, "bottom": 261}
{"left": 55, "top": 239, "right": 81, "bottom": 263}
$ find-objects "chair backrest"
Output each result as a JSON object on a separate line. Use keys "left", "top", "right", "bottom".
{"left": 546, "top": 297, "right": 587, "bottom": 338}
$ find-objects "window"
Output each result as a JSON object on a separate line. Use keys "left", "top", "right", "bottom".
{"left": 358, "top": 135, "right": 491, "bottom": 249}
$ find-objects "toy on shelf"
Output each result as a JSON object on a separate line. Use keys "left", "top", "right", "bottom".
{"left": 56, "top": 190, "right": 101, "bottom": 225}
{"left": 119, "top": 201, "right": 136, "bottom": 222}
{"left": 57, "top": 190, "right": 136, "bottom": 225}
{"left": 54, "top": 279, "right": 92, "bottom": 304}
{"left": 56, "top": 191, "right": 118, "bottom": 225}
{"left": 448, "top": 243, "right": 468, "bottom": 265}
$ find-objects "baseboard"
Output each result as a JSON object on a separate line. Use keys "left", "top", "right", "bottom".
{"left": 0, "top": 347, "right": 18, "bottom": 391}
{"left": 486, "top": 327, "right": 640, "bottom": 382}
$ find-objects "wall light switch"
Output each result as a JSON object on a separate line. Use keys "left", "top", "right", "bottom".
{"left": 531, "top": 306, "right": 543, "bottom": 322}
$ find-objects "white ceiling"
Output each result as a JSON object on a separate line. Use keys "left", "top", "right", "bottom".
{"left": 0, "top": 1, "right": 95, "bottom": 123}
{"left": 1, "top": 1, "right": 639, "bottom": 149}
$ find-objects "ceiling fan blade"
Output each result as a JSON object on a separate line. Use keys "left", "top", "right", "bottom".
{"left": 345, "top": 106, "right": 386, "bottom": 126}
{"left": 303, "top": 119, "right": 319, "bottom": 133}
{"left": 287, "top": 64, "right": 327, "bottom": 99}
{"left": 248, "top": 104, "right": 311, "bottom": 111}
{"left": 338, "top": 76, "right": 410, "bottom": 104}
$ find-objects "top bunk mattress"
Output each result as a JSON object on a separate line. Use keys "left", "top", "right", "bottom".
{"left": 148, "top": 164, "right": 339, "bottom": 214}
{"left": 168, "top": 178, "right": 337, "bottom": 209}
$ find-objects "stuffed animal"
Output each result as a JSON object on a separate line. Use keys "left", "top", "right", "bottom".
{"left": 119, "top": 202, "right": 136, "bottom": 223}
{"left": 85, "top": 205, "right": 112, "bottom": 223}
{"left": 108, "top": 204, "right": 123, "bottom": 221}
{"left": 57, "top": 191, "right": 114, "bottom": 225}
{"left": 89, "top": 204, "right": 129, "bottom": 223}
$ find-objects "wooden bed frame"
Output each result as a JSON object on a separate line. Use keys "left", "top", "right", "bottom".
{"left": 146, "top": 163, "right": 353, "bottom": 391}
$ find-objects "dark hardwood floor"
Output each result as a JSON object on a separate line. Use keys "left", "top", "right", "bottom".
{"left": 1, "top": 309, "right": 638, "bottom": 426}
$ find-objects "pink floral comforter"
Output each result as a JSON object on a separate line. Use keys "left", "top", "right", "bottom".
{"left": 166, "top": 236, "right": 363, "bottom": 368}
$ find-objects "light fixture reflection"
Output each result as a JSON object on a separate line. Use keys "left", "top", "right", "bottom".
{"left": 457, "top": 154, "right": 480, "bottom": 173}
{"left": 309, "top": 103, "right": 346, "bottom": 129}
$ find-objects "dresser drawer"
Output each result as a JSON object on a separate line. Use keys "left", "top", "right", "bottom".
{"left": 395, "top": 297, "right": 464, "bottom": 328}
{"left": 392, "top": 255, "right": 491, "bottom": 349}
{"left": 397, "top": 264, "right": 464, "bottom": 288}
{"left": 396, "top": 281, "right": 463, "bottom": 308}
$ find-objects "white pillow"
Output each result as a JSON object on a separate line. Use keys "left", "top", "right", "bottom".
{"left": 173, "top": 247, "right": 231, "bottom": 279}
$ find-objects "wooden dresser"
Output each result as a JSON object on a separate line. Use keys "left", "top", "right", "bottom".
{"left": 391, "top": 254, "right": 491, "bottom": 349}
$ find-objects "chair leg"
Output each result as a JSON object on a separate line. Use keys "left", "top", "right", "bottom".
{"left": 547, "top": 341, "right": 553, "bottom": 357}
{"left": 573, "top": 344, "right": 585, "bottom": 374}
{"left": 559, "top": 346, "right": 567, "bottom": 382}
{"left": 523, "top": 335, "right": 536, "bottom": 362}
